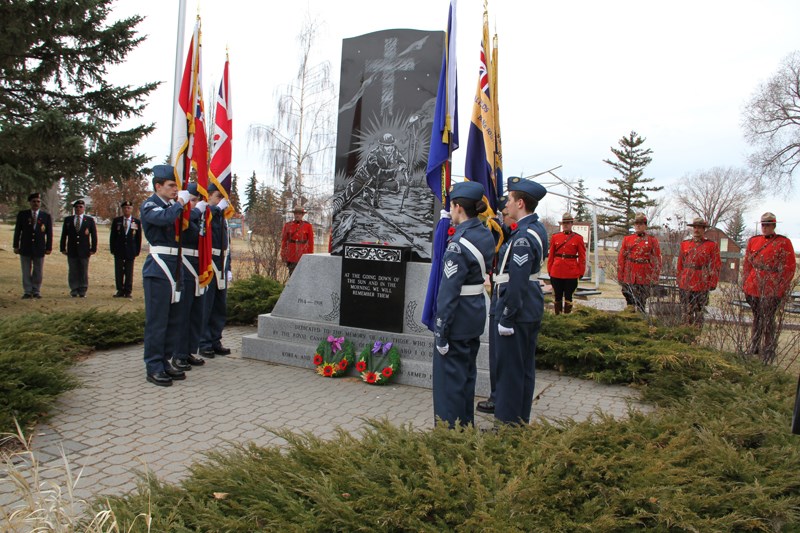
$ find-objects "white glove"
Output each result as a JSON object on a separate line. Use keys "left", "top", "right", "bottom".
{"left": 440, "top": 209, "right": 451, "bottom": 219}
{"left": 194, "top": 200, "right": 208, "bottom": 214}
{"left": 498, "top": 324, "right": 515, "bottom": 336}
{"left": 226, "top": 271, "right": 233, "bottom": 283}
{"left": 177, "top": 190, "right": 191, "bottom": 205}
{"left": 436, "top": 343, "right": 449, "bottom": 355}
{"left": 218, "top": 199, "right": 229, "bottom": 211}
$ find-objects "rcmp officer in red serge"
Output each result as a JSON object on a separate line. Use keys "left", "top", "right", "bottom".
{"left": 13, "top": 192, "right": 53, "bottom": 299}
{"left": 171, "top": 182, "right": 209, "bottom": 372}
{"left": 280, "top": 206, "right": 314, "bottom": 276}
{"left": 140, "top": 165, "right": 194, "bottom": 386}
{"left": 743, "top": 212, "right": 796, "bottom": 362}
{"left": 617, "top": 212, "right": 662, "bottom": 313}
{"left": 493, "top": 177, "right": 548, "bottom": 425}
{"left": 433, "top": 181, "right": 495, "bottom": 427}
{"left": 547, "top": 212, "right": 586, "bottom": 315}
{"left": 60, "top": 199, "right": 98, "bottom": 298}
{"left": 199, "top": 182, "right": 233, "bottom": 358}
{"left": 676, "top": 217, "right": 721, "bottom": 327}
{"left": 109, "top": 200, "right": 142, "bottom": 298}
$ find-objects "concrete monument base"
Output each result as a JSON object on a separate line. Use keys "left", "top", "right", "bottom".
{"left": 241, "top": 253, "right": 492, "bottom": 397}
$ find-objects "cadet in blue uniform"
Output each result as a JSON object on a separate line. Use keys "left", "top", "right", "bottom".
{"left": 493, "top": 177, "right": 548, "bottom": 424}
{"left": 199, "top": 183, "right": 233, "bottom": 357}
{"left": 433, "top": 181, "right": 495, "bottom": 427}
{"left": 172, "top": 182, "right": 208, "bottom": 371}
{"left": 477, "top": 195, "right": 514, "bottom": 415}
{"left": 140, "top": 165, "right": 193, "bottom": 386}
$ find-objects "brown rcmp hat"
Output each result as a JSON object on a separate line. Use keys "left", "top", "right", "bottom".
{"left": 686, "top": 217, "right": 708, "bottom": 228}
{"left": 760, "top": 212, "right": 777, "bottom": 224}
{"left": 561, "top": 212, "right": 574, "bottom": 224}
{"left": 292, "top": 206, "right": 307, "bottom": 214}
{"left": 633, "top": 213, "right": 647, "bottom": 224}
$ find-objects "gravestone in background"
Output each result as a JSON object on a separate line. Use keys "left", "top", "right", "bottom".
{"left": 329, "top": 29, "right": 443, "bottom": 261}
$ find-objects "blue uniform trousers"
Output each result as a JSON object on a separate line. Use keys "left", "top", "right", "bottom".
{"left": 143, "top": 276, "right": 182, "bottom": 374}
{"left": 432, "top": 337, "right": 479, "bottom": 427}
{"left": 199, "top": 275, "right": 226, "bottom": 351}
{"left": 494, "top": 320, "right": 541, "bottom": 424}
{"left": 173, "top": 266, "right": 205, "bottom": 361}
{"left": 487, "top": 292, "right": 499, "bottom": 403}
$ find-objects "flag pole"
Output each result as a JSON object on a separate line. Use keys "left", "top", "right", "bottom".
{"left": 170, "top": 0, "right": 188, "bottom": 157}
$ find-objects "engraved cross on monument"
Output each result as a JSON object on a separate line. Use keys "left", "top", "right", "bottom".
{"left": 365, "top": 38, "right": 415, "bottom": 117}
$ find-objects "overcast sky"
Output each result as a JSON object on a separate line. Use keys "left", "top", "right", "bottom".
{"left": 110, "top": 0, "right": 800, "bottom": 239}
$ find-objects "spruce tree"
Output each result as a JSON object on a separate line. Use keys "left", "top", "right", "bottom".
{"left": 599, "top": 131, "right": 662, "bottom": 235}
{"left": 574, "top": 178, "right": 591, "bottom": 221}
{"left": 0, "top": 0, "right": 159, "bottom": 203}
{"left": 724, "top": 210, "right": 747, "bottom": 248}
{"left": 244, "top": 172, "right": 259, "bottom": 213}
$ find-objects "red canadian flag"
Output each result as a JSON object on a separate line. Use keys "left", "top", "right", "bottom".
{"left": 171, "top": 17, "right": 213, "bottom": 288}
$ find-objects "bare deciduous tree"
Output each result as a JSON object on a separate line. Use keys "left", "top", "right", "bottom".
{"left": 249, "top": 17, "right": 336, "bottom": 206}
{"left": 673, "top": 167, "right": 760, "bottom": 228}
{"left": 742, "top": 51, "right": 800, "bottom": 187}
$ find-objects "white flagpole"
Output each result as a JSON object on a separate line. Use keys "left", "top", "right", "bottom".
{"left": 170, "top": 0, "right": 188, "bottom": 158}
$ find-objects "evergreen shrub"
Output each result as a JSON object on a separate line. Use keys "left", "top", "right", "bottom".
{"left": 226, "top": 275, "right": 284, "bottom": 325}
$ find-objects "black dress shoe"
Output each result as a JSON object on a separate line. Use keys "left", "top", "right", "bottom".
{"left": 186, "top": 354, "right": 205, "bottom": 366}
{"left": 476, "top": 400, "right": 495, "bottom": 414}
{"left": 33, "top": 294, "right": 41, "bottom": 299}
{"left": 172, "top": 359, "right": 192, "bottom": 371}
{"left": 213, "top": 345, "right": 231, "bottom": 356}
{"left": 21, "top": 294, "right": 32, "bottom": 299}
{"left": 146, "top": 372, "right": 173, "bottom": 387}
{"left": 164, "top": 366, "right": 186, "bottom": 380}
{"left": 113, "top": 292, "right": 123, "bottom": 298}
{"left": 199, "top": 349, "right": 216, "bottom": 358}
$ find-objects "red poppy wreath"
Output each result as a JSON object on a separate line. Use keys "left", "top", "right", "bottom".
{"left": 313, "top": 336, "right": 355, "bottom": 378}
{"left": 355, "top": 341, "right": 401, "bottom": 385}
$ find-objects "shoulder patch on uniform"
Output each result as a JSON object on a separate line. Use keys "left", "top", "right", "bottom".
{"left": 443, "top": 259, "right": 458, "bottom": 278}
{"left": 513, "top": 253, "right": 529, "bottom": 266}
{"left": 446, "top": 242, "right": 461, "bottom": 253}
{"left": 513, "top": 238, "right": 530, "bottom": 248}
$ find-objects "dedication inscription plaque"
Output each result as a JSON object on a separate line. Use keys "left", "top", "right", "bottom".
{"left": 340, "top": 243, "right": 410, "bottom": 333}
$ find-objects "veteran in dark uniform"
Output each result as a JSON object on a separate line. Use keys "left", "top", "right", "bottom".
{"left": 171, "top": 182, "right": 208, "bottom": 371}
{"left": 493, "top": 177, "right": 548, "bottom": 425}
{"left": 743, "top": 212, "right": 796, "bottom": 362}
{"left": 617, "top": 213, "right": 662, "bottom": 313}
{"left": 477, "top": 195, "right": 513, "bottom": 415}
{"left": 13, "top": 192, "right": 53, "bottom": 299}
{"left": 199, "top": 182, "right": 233, "bottom": 358}
{"left": 676, "top": 217, "right": 721, "bottom": 327}
{"left": 433, "top": 181, "right": 495, "bottom": 428}
{"left": 110, "top": 200, "right": 142, "bottom": 298}
{"left": 60, "top": 199, "right": 97, "bottom": 297}
{"left": 547, "top": 212, "right": 587, "bottom": 315}
{"left": 140, "top": 165, "right": 193, "bottom": 386}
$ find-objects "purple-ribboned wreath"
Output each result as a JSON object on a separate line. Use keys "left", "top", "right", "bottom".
{"left": 313, "top": 335, "right": 355, "bottom": 378}
{"left": 355, "top": 340, "right": 401, "bottom": 385}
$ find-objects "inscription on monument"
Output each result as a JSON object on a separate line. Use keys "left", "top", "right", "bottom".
{"left": 340, "top": 243, "right": 410, "bottom": 333}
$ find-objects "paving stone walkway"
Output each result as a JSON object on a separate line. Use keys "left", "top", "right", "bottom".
{"left": 1, "top": 323, "right": 650, "bottom": 512}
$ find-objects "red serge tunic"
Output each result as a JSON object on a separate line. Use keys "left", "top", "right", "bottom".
{"left": 742, "top": 234, "right": 796, "bottom": 298}
{"left": 617, "top": 233, "right": 662, "bottom": 285}
{"left": 677, "top": 239, "right": 721, "bottom": 292}
{"left": 547, "top": 231, "right": 586, "bottom": 279}
{"left": 280, "top": 220, "right": 314, "bottom": 263}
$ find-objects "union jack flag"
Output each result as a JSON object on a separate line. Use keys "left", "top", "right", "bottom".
{"left": 209, "top": 56, "right": 234, "bottom": 219}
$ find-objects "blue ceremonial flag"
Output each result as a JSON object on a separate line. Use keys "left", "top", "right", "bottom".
{"left": 422, "top": 0, "right": 458, "bottom": 332}
{"left": 464, "top": 9, "right": 500, "bottom": 210}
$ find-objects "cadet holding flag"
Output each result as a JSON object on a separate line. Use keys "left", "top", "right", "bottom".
{"left": 493, "top": 177, "right": 548, "bottom": 425}
{"left": 140, "top": 165, "right": 193, "bottom": 386}
{"left": 433, "top": 181, "right": 495, "bottom": 428}
{"left": 199, "top": 182, "right": 232, "bottom": 358}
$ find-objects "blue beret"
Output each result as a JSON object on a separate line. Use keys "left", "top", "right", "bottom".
{"left": 207, "top": 182, "right": 219, "bottom": 193}
{"left": 152, "top": 165, "right": 175, "bottom": 180}
{"left": 450, "top": 181, "right": 484, "bottom": 202}
{"left": 497, "top": 195, "right": 508, "bottom": 211}
{"left": 507, "top": 176, "right": 547, "bottom": 201}
{"left": 186, "top": 182, "right": 199, "bottom": 196}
